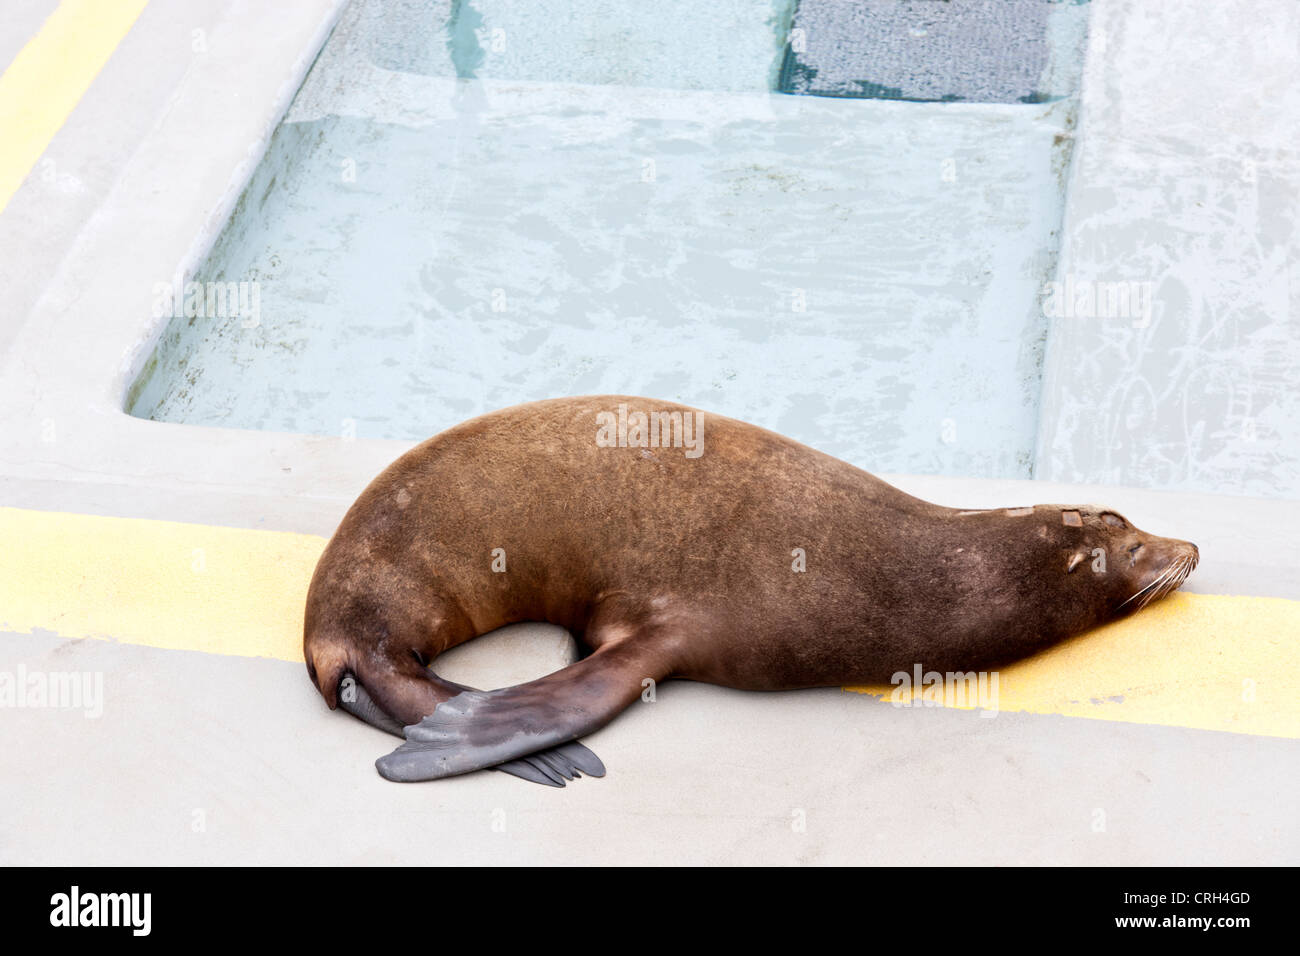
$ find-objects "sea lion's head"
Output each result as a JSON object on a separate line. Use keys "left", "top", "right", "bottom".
{"left": 1050, "top": 505, "right": 1199, "bottom": 618}
{"left": 948, "top": 503, "right": 1201, "bottom": 665}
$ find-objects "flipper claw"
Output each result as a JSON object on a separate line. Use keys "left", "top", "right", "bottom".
{"left": 495, "top": 757, "right": 566, "bottom": 787}
{"left": 553, "top": 741, "right": 605, "bottom": 778}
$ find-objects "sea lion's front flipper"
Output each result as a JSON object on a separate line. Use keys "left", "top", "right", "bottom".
{"left": 375, "top": 642, "right": 660, "bottom": 783}
{"left": 339, "top": 672, "right": 602, "bottom": 787}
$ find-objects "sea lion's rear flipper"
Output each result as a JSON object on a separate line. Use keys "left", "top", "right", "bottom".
{"left": 493, "top": 742, "right": 607, "bottom": 787}
{"left": 375, "top": 642, "right": 658, "bottom": 783}
{"left": 339, "top": 673, "right": 603, "bottom": 787}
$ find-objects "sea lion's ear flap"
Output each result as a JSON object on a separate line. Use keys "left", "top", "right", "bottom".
{"left": 1101, "top": 512, "right": 1127, "bottom": 528}
{"left": 1067, "top": 552, "right": 1085, "bottom": 573}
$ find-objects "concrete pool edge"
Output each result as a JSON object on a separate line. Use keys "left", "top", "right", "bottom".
{"left": 0, "top": 0, "right": 376, "bottom": 502}
{"left": 0, "top": 0, "right": 1294, "bottom": 567}
{"left": 2, "top": 0, "right": 1090, "bottom": 500}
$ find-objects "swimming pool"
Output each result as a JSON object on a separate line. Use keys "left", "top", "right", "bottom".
{"left": 130, "top": 0, "right": 1093, "bottom": 479}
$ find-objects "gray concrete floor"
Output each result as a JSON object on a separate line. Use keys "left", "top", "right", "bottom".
{"left": 4, "top": 629, "right": 1293, "bottom": 866}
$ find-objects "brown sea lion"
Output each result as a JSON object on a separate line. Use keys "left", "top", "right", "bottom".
{"left": 303, "top": 396, "right": 1198, "bottom": 785}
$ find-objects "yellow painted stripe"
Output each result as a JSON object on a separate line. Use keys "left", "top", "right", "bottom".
{"left": 849, "top": 591, "right": 1300, "bottom": 739}
{"left": 2, "top": 506, "right": 1299, "bottom": 738}
{"left": 1, "top": 506, "right": 322, "bottom": 664}
{"left": 0, "top": 0, "right": 149, "bottom": 215}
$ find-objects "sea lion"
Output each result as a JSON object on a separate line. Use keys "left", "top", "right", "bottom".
{"left": 304, "top": 395, "right": 1198, "bottom": 785}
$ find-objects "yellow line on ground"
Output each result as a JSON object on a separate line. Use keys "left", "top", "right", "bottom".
{"left": 3, "top": 506, "right": 1299, "bottom": 738}
{"left": 0, "top": 0, "right": 149, "bottom": 216}
{"left": 846, "top": 591, "right": 1300, "bottom": 739}
{"left": 1, "top": 506, "right": 321, "bottom": 663}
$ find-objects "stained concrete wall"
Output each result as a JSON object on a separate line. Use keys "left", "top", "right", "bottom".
{"left": 1035, "top": 0, "right": 1300, "bottom": 499}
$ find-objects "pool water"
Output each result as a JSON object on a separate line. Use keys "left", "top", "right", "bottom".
{"left": 129, "top": 0, "right": 1090, "bottom": 480}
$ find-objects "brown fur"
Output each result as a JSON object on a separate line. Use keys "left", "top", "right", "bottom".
{"left": 304, "top": 395, "right": 1198, "bottom": 740}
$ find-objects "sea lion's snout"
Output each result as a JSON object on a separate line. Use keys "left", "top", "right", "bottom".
{"left": 1119, "top": 532, "right": 1199, "bottom": 614}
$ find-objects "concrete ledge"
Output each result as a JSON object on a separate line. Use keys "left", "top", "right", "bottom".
{"left": 0, "top": 0, "right": 354, "bottom": 506}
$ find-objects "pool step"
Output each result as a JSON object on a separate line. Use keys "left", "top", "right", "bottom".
{"left": 779, "top": 0, "right": 1090, "bottom": 104}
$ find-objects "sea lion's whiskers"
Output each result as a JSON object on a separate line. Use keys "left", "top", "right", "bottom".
{"left": 1144, "top": 557, "right": 1186, "bottom": 610}
{"left": 1124, "top": 553, "right": 1194, "bottom": 612}
{"left": 1169, "top": 554, "right": 1194, "bottom": 595}
{"left": 1135, "top": 555, "right": 1191, "bottom": 612}
{"left": 1119, "top": 561, "right": 1178, "bottom": 610}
